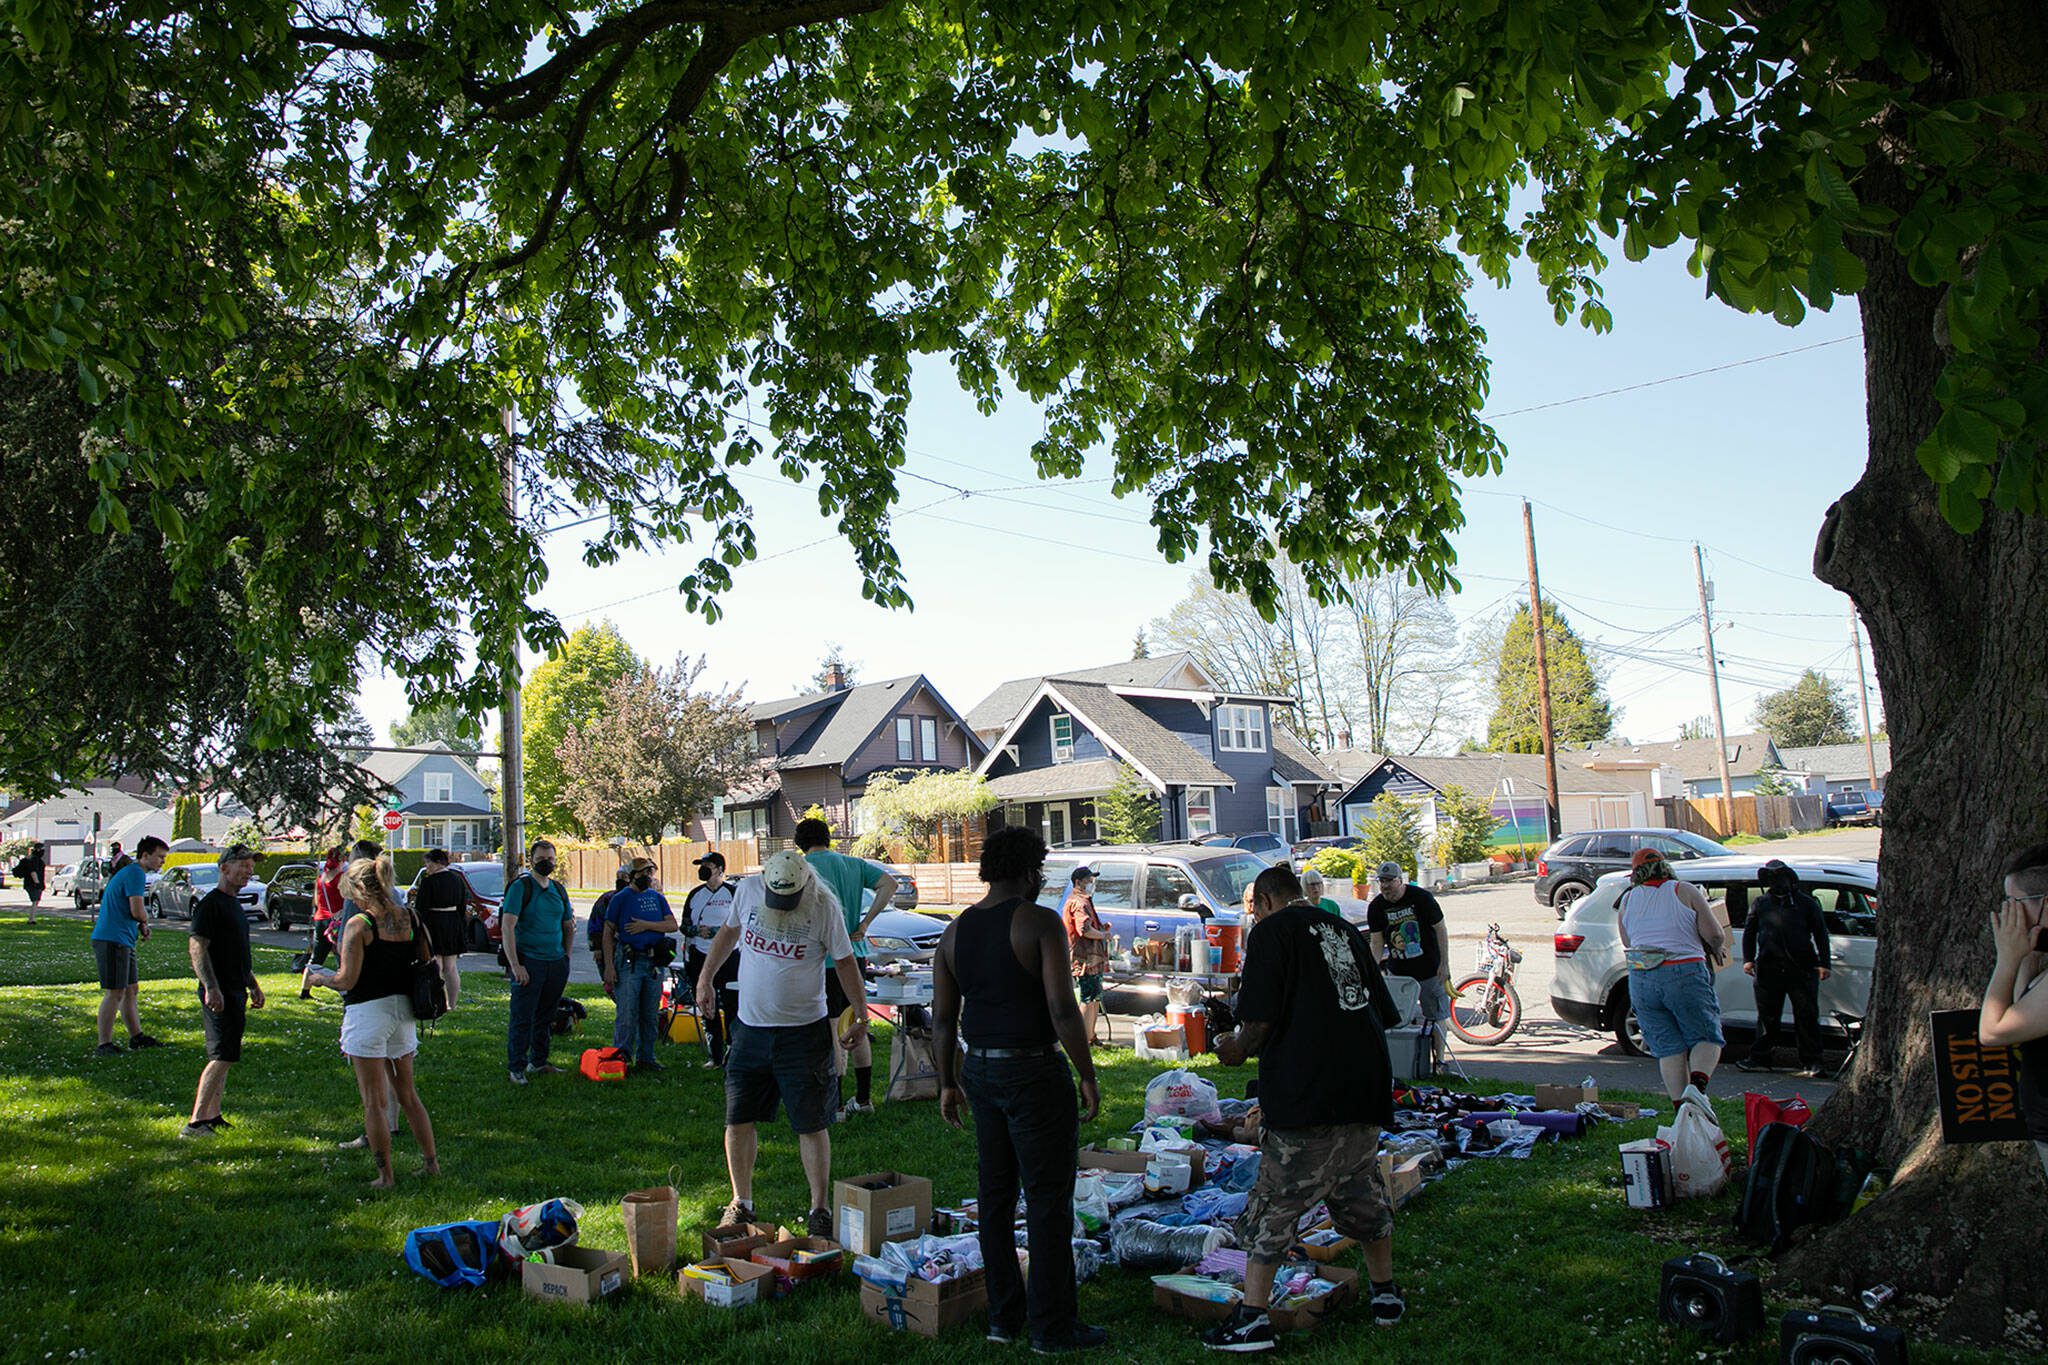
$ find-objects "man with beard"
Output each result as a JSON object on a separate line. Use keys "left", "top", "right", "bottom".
{"left": 697, "top": 849, "right": 868, "bottom": 1235}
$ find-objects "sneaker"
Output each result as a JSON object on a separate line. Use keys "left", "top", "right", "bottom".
{"left": 93, "top": 1042, "right": 124, "bottom": 1057}
{"left": 1031, "top": 1324, "right": 1108, "bottom": 1355}
{"left": 204, "top": 1114, "right": 233, "bottom": 1130}
{"left": 1200, "top": 1305, "right": 1276, "bottom": 1352}
{"left": 1735, "top": 1054, "right": 1771, "bottom": 1072}
{"left": 527, "top": 1063, "right": 563, "bottom": 1076}
{"left": 1371, "top": 1283, "right": 1407, "bottom": 1326}
{"left": 839, "top": 1100, "right": 875, "bottom": 1119}
{"left": 508, "top": 1069, "right": 529, "bottom": 1086}
{"left": 1793, "top": 1065, "right": 1825, "bottom": 1079}
{"left": 338, "top": 1133, "right": 371, "bottom": 1149}
{"left": 632, "top": 1059, "right": 665, "bottom": 1074}
{"left": 988, "top": 1320, "right": 1023, "bottom": 1345}
{"left": 127, "top": 1033, "right": 165, "bottom": 1049}
{"left": 806, "top": 1207, "right": 832, "bottom": 1238}
{"left": 720, "top": 1199, "right": 756, "bottom": 1228}
{"left": 178, "top": 1122, "right": 216, "bottom": 1140}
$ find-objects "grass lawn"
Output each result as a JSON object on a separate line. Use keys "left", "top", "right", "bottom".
{"left": 0, "top": 915, "right": 1993, "bottom": 1363}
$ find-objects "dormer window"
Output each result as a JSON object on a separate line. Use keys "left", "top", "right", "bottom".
{"left": 424, "top": 772, "right": 453, "bottom": 803}
{"left": 1217, "top": 704, "right": 1266, "bottom": 753}
{"left": 1050, "top": 713, "right": 1074, "bottom": 763}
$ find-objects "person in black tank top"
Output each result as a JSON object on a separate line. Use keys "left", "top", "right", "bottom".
{"left": 1980, "top": 843, "right": 2048, "bottom": 1183}
{"left": 933, "top": 828, "right": 1105, "bottom": 1354}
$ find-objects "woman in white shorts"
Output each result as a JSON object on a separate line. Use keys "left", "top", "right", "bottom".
{"left": 305, "top": 855, "right": 440, "bottom": 1188}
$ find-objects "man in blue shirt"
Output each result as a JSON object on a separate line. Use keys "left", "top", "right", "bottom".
{"left": 796, "top": 818, "right": 894, "bottom": 1118}
{"left": 91, "top": 835, "right": 169, "bottom": 1056}
{"left": 602, "top": 857, "right": 679, "bottom": 1071}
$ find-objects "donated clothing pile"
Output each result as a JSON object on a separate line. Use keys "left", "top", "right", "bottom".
{"left": 851, "top": 1232, "right": 985, "bottom": 1294}
{"left": 405, "top": 1197, "right": 584, "bottom": 1289}
{"left": 1388, "top": 1085, "right": 1655, "bottom": 1163}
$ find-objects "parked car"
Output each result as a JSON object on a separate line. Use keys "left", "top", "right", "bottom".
{"left": 1549, "top": 854, "right": 1877, "bottom": 1055}
{"left": 1191, "top": 831, "right": 1290, "bottom": 864}
{"left": 405, "top": 859, "right": 505, "bottom": 953}
{"left": 150, "top": 863, "right": 266, "bottom": 923}
{"left": 1289, "top": 834, "right": 1361, "bottom": 872}
{"left": 857, "top": 901, "right": 948, "bottom": 965}
{"left": 882, "top": 863, "right": 920, "bottom": 910}
{"left": 49, "top": 862, "right": 79, "bottom": 897}
{"left": 1825, "top": 792, "right": 1884, "bottom": 827}
{"left": 1534, "top": 828, "right": 1734, "bottom": 917}
{"left": 71, "top": 857, "right": 111, "bottom": 912}
{"left": 266, "top": 862, "right": 318, "bottom": 931}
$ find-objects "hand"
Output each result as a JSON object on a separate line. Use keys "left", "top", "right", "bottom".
{"left": 203, "top": 985, "right": 223, "bottom": 1014}
{"left": 510, "top": 962, "right": 530, "bottom": 986}
{"left": 1214, "top": 1032, "right": 1248, "bottom": 1067}
{"left": 1742, "top": 962, "right": 1755, "bottom": 976}
{"left": 1077, "top": 1074, "right": 1101, "bottom": 1123}
{"left": 840, "top": 1017, "right": 869, "bottom": 1051}
{"left": 139, "top": 924, "right": 152, "bottom": 942}
{"left": 695, "top": 987, "right": 716, "bottom": 1017}
{"left": 1993, "top": 899, "right": 2038, "bottom": 962}
{"left": 602, "top": 973, "right": 617, "bottom": 993}
{"left": 1816, "top": 967, "right": 1830, "bottom": 981}
{"left": 939, "top": 1085, "right": 964, "bottom": 1128}
{"left": 250, "top": 984, "right": 265, "bottom": 1010}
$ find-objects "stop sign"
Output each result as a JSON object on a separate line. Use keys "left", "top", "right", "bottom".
{"left": 381, "top": 810, "right": 403, "bottom": 832}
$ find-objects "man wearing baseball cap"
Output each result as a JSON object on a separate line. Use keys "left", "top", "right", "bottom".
{"left": 696, "top": 849, "right": 869, "bottom": 1236}
{"left": 1365, "top": 861, "right": 1450, "bottom": 1031}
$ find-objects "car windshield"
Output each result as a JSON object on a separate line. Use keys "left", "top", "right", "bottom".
{"left": 1674, "top": 830, "right": 1736, "bottom": 857}
{"left": 461, "top": 864, "right": 504, "bottom": 899}
{"left": 187, "top": 867, "right": 217, "bottom": 887}
{"left": 1191, "top": 853, "right": 1267, "bottom": 908}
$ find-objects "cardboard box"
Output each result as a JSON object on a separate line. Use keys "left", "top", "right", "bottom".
{"left": 1534, "top": 1082, "right": 1598, "bottom": 1110}
{"left": 857, "top": 1267, "right": 988, "bottom": 1338}
{"left": 701, "top": 1222, "right": 783, "bottom": 1261}
{"left": 522, "top": 1246, "right": 629, "bottom": 1305}
{"left": 1078, "top": 1145, "right": 1206, "bottom": 1189}
{"left": 750, "top": 1236, "right": 846, "bottom": 1293}
{"left": 1597, "top": 1100, "right": 1644, "bottom": 1121}
{"left": 834, "top": 1172, "right": 934, "bottom": 1256}
{"left": 1378, "top": 1151, "right": 1426, "bottom": 1210}
{"left": 1296, "top": 1224, "right": 1359, "bottom": 1263}
{"left": 678, "top": 1256, "right": 775, "bottom": 1309}
{"left": 1153, "top": 1266, "right": 1357, "bottom": 1334}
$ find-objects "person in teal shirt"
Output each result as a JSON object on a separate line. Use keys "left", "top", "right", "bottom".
{"left": 1300, "top": 868, "right": 1344, "bottom": 918}
{"left": 797, "top": 817, "right": 894, "bottom": 1116}
{"left": 500, "top": 839, "right": 576, "bottom": 1084}
{"left": 91, "top": 836, "right": 169, "bottom": 1054}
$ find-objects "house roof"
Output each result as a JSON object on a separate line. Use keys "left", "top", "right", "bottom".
{"left": 1318, "top": 749, "right": 1392, "bottom": 784}
{"left": 983, "top": 758, "right": 1130, "bottom": 803}
{"left": 979, "top": 679, "right": 1236, "bottom": 794}
{"left": 1339, "top": 751, "right": 1644, "bottom": 805}
{"left": 964, "top": 653, "right": 1211, "bottom": 734}
{"left": 1270, "top": 727, "right": 1342, "bottom": 786}
{"left": 762, "top": 674, "right": 985, "bottom": 775}
{"left": 358, "top": 743, "right": 488, "bottom": 796}
{"left": 0, "top": 788, "right": 162, "bottom": 834}
{"left": 1572, "top": 733, "right": 1781, "bottom": 782}
{"left": 1778, "top": 740, "right": 1891, "bottom": 782}
{"left": 401, "top": 801, "right": 496, "bottom": 818}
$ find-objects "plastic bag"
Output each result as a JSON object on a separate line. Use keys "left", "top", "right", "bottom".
{"left": 498, "top": 1197, "right": 583, "bottom": 1259}
{"left": 1145, "top": 1068, "right": 1223, "bottom": 1124}
{"left": 1658, "top": 1096, "right": 1732, "bottom": 1200}
{"left": 1111, "top": 1219, "right": 1229, "bottom": 1272}
{"left": 1181, "top": 1186, "right": 1249, "bottom": 1224}
{"left": 1132, "top": 1014, "right": 1189, "bottom": 1062}
{"left": 1212, "top": 1149, "right": 1262, "bottom": 1193}
{"left": 1072, "top": 1173, "right": 1110, "bottom": 1235}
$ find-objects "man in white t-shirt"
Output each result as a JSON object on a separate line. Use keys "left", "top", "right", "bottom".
{"left": 697, "top": 849, "right": 869, "bottom": 1235}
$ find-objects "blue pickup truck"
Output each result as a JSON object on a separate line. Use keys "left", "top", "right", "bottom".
{"left": 1825, "top": 792, "right": 1884, "bottom": 827}
{"left": 1040, "top": 843, "right": 1270, "bottom": 951}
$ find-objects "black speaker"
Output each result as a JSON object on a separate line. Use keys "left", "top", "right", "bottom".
{"left": 1659, "top": 1253, "right": 1765, "bottom": 1345}
{"left": 1780, "top": 1307, "right": 1908, "bottom": 1364}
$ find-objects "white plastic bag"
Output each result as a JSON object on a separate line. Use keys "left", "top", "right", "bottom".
{"left": 1656, "top": 1097, "right": 1731, "bottom": 1200}
{"left": 1072, "top": 1173, "right": 1110, "bottom": 1234}
{"left": 1145, "top": 1068, "right": 1222, "bottom": 1124}
{"left": 1132, "top": 1016, "right": 1188, "bottom": 1062}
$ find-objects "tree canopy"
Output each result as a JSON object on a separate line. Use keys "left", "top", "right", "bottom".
{"left": 392, "top": 703, "right": 484, "bottom": 756}
{"left": 1752, "top": 668, "right": 1858, "bottom": 748}
{"left": 556, "top": 655, "right": 751, "bottom": 846}
{"left": 522, "top": 620, "right": 642, "bottom": 838}
{"left": 1483, "top": 601, "right": 1613, "bottom": 754}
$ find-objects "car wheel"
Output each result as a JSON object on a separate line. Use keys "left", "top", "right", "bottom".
{"left": 1610, "top": 986, "right": 1646, "bottom": 1056}
{"left": 1552, "top": 882, "right": 1590, "bottom": 913}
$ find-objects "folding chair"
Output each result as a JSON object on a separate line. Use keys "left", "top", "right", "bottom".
{"left": 1830, "top": 1011, "right": 1863, "bottom": 1081}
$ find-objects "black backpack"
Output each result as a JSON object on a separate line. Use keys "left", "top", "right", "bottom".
{"left": 1736, "top": 1121, "right": 1836, "bottom": 1252}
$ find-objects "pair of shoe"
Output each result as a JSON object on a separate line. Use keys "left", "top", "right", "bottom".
{"left": 838, "top": 1100, "right": 875, "bottom": 1120}
{"left": 987, "top": 1322, "right": 1109, "bottom": 1354}
{"left": 178, "top": 1115, "right": 233, "bottom": 1140}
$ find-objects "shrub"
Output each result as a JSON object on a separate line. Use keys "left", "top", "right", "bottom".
{"left": 1434, "top": 785, "right": 1501, "bottom": 864}
{"left": 1309, "top": 845, "right": 1367, "bottom": 884}
{"left": 1355, "top": 796, "right": 1422, "bottom": 878}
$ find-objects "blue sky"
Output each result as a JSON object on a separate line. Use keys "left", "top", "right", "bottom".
{"left": 359, "top": 243, "right": 1878, "bottom": 751}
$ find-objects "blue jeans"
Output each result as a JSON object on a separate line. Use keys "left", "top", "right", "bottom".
{"left": 1628, "top": 960, "right": 1724, "bottom": 1059}
{"left": 962, "top": 1051, "right": 1079, "bottom": 1345}
{"left": 613, "top": 953, "right": 662, "bottom": 1063}
{"left": 507, "top": 955, "right": 570, "bottom": 1072}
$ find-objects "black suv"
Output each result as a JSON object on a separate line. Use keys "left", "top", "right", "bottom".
{"left": 1535, "top": 827, "right": 1733, "bottom": 915}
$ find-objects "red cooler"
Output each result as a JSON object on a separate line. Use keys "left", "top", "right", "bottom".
{"left": 1204, "top": 916, "right": 1244, "bottom": 973}
{"left": 1168, "top": 1004, "right": 1208, "bottom": 1055}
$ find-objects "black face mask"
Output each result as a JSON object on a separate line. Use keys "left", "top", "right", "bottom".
{"left": 531, "top": 857, "right": 556, "bottom": 877}
{"left": 632, "top": 873, "right": 653, "bottom": 891}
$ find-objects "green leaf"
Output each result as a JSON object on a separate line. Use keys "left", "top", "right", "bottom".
{"left": 1938, "top": 479, "right": 1985, "bottom": 534}
{"left": 1803, "top": 154, "right": 1857, "bottom": 214}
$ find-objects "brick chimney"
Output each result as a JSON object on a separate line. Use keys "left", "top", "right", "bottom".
{"left": 823, "top": 662, "right": 849, "bottom": 692}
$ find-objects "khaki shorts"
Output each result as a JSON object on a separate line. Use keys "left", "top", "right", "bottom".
{"left": 1237, "top": 1122, "right": 1391, "bottom": 1260}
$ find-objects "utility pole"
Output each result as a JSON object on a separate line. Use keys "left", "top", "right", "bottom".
{"left": 1694, "top": 544, "right": 1736, "bottom": 833}
{"left": 500, "top": 406, "right": 526, "bottom": 882}
{"left": 1851, "top": 609, "right": 1879, "bottom": 791}
{"left": 1522, "top": 501, "right": 1562, "bottom": 842}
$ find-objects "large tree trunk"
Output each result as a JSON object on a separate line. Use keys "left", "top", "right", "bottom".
{"left": 1783, "top": 4, "right": 2048, "bottom": 1342}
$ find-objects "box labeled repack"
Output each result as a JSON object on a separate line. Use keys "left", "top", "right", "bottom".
{"left": 857, "top": 1268, "right": 988, "bottom": 1338}
{"left": 834, "top": 1172, "right": 933, "bottom": 1256}
{"left": 522, "top": 1246, "right": 629, "bottom": 1305}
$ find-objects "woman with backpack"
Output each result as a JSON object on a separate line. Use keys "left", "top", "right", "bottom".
{"left": 1618, "top": 847, "right": 1728, "bottom": 1103}
{"left": 11, "top": 841, "right": 46, "bottom": 923}
{"left": 302, "top": 855, "right": 440, "bottom": 1188}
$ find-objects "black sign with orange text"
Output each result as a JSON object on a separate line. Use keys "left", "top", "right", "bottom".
{"left": 1931, "top": 1009, "right": 2029, "bottom": 1144}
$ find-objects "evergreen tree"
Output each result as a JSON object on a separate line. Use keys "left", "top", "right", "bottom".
{"left": 1095, "top": 765, "right": 1162, "bottom": 845}
{"left": 171, "top": 795, "right": 201, "bottom": 842}
{"left": 1483, "top": 602, "right": 1613, "bottom": 753}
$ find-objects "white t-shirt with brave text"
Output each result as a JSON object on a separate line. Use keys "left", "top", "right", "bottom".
{"left": 728, "top": 874, "right": 855, "bottom": 1028}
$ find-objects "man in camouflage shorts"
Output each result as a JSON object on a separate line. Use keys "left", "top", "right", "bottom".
{"left": 1206, "top": 865, "right": 1405, "bottom": 1352}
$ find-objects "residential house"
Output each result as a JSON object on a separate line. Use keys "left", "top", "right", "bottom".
{"left": 0, "top": 786, "right": 166, "bottom": 865}
{"left": 1328, "top": 751, "right": 1667, "bottom": 846}
{"left": 361, "top": 744, "right": 499, "bottom": 853}
{"left": 1571, "top": 733, "right": 1818, "bottom": 797}
{"left": 966, "top": 654, "right": 1217, "bottom": 747}
{"left": 970, "top": 661, "right": 1342, "bottom": 846}
{"left": 1779, "top": 740, "right": 1891, "bottom": 801}
{"left": 707, "top": 670, "right": 986, "bottom": 841}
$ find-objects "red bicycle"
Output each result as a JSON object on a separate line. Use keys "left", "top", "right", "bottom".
{"left": 1447, "top": 923, "right": 1524, "bottom": 1046}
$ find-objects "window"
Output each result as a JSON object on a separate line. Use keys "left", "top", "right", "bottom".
{"left": 1585, "top": 833, "right": 1634, "bottom": 859}
{"left": 746, "top": 727, "right": 763, "bottom": 757}
{"left": 896, "top": 717, "right": 914, "bottom": 760}
{"left": 1812, "top": 885, "right": 1878, "bottom": 938}
{"left": 1050, "top": 713, "right": 1074, "bottom": 763}
{"left": 424, "top": 771, "right": 453, "bottom": 804}
{"left": 1265, "top": 786, "right": 1297, "bottom": 844}
{"left": 450, "top": 822, "right": 472, "bottom": 851}
{"left": 847, "top": 797, "right": 868, "bottom": 834}
{"left": 1090, "top": 861, "right": 1139, "bottom": 910}
{"left": 1216, "top": 704, "right": 1267, "bottom": 753}
{"left": 1638, "top": 833, "right": 1696, "bottom": 859}
{"left": 1143, "top": 864, "right": 1198, "bottom": 910}
{"left": 1186, "top": 787, "right": 1217, "bottom": 838}
{"left": 920, "top": 717, "right": 938, "bottom": 762}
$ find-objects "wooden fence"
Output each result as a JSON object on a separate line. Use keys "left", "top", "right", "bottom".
{"left": 1658, "top": 794, "right": 1829, "bottom": 841}
{"left": 557, "top": 839, "right": 763, "bottom": 889}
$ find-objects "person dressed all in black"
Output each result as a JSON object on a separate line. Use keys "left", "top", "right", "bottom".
{"left": 12, "top": 841, "right": 46, "bottom": 924}
{"left": 933, "top": 827, "right": 1104, "bottom": 1355}
{"left": 1737, "top": 859, "right": 1831, "bottom": 1078}
{"left": 411, "top": 849, "right": 470, "bottom": 1011}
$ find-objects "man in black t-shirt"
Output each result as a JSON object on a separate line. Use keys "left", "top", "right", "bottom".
{"left": 1205, "top": 865, "right": 1404, "bottom": 1351}
{"left": 1365, "top": 861, "right": 1451, "bottom": 1026}
{"left": 183, "top": 846, "right": 265, "bottom": 1139}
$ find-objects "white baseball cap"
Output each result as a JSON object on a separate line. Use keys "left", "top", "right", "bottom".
{"left": 763, "top": 849, "right": 812, "bottom": 909}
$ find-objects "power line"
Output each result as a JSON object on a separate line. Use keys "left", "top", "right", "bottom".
{"left": 1482, "top": 334, "right": 1862, "bottom": 419}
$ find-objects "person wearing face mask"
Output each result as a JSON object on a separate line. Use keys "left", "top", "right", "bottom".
{"left": 499, "top": 839, "right": 576, "bottom": 1086}
{"left": 603, "top": 858, "right": 680, "bottom": 1072}
{"left": 684, "top": 853, "right": 738, "bottom": 1067}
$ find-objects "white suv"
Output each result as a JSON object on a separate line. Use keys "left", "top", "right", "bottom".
{"left": 1549, "top": 855, "right": 1877, "bottom": 1055}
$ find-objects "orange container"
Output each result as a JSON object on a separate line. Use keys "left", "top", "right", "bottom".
{"left": 1168, "top": 1005, "right": 1208, "bottom": 1055}
{"left": 1204, "top": 918, "right": 1244, "bottom": 973}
